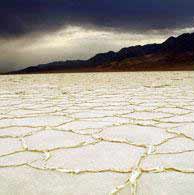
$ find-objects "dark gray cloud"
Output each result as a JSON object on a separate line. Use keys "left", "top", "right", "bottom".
{"left": 1, "top": 0, "right": 194, "bottom": 38}
{"left": 0, "top": 0, "right": 194, "bottom": 72}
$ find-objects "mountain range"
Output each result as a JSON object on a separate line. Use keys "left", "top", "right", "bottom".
{"left": 9, "top": 32, "right": 194, "bottom": 74}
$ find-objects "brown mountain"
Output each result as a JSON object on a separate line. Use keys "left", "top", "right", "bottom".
{"left": 9, "top": 32, "right": 194, "bottom": 74}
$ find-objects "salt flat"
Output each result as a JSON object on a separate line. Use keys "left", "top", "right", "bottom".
{"left": 0, "top": 71, "right": 194, "bottom": 195}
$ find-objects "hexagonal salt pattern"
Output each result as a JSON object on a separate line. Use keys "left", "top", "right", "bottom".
{"left": 0, "top": 71, "right": 194, "bottom": 195}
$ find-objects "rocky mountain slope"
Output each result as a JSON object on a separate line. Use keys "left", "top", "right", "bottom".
{"left": 9, "top": 32, "right": 194, "bottom": 74}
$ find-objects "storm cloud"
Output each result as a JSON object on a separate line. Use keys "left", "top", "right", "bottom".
{"left": 0, "top": 0, "right": 194, "bottom": 72}
{"left": 1, "top": 0, "right": 194, "bottom": 38}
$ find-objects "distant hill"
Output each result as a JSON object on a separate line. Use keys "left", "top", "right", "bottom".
{"left": 8, "top": 32, "right": 194, "bottom": 74}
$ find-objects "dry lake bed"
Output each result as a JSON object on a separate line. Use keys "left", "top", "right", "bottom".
{"left": 0, "top": 71, "right": 194, "bottom": 195}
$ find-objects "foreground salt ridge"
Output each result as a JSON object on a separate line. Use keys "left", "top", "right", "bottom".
{"left": 0, "top": 72, "right": 194, "bottom": 195}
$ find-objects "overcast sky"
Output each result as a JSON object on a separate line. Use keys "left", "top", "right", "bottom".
{"left": 0, "top": 0, "right": 194, "bottom": 72}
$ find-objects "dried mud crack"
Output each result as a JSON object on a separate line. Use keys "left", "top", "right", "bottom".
{"left": 0, "top": 72, "right": 194, "bottom": 195}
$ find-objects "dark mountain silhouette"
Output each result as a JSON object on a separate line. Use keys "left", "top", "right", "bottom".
{"left": 9, "top": 32, "right": 194, "bottom": 74}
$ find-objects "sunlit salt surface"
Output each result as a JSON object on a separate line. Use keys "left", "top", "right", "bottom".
{"left": 0, "top": 71, "right": 194, "bottom": 195}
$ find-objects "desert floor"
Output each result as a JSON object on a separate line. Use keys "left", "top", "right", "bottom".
{"left": 0, "top": 72, "right": 194, "bottom": 195}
